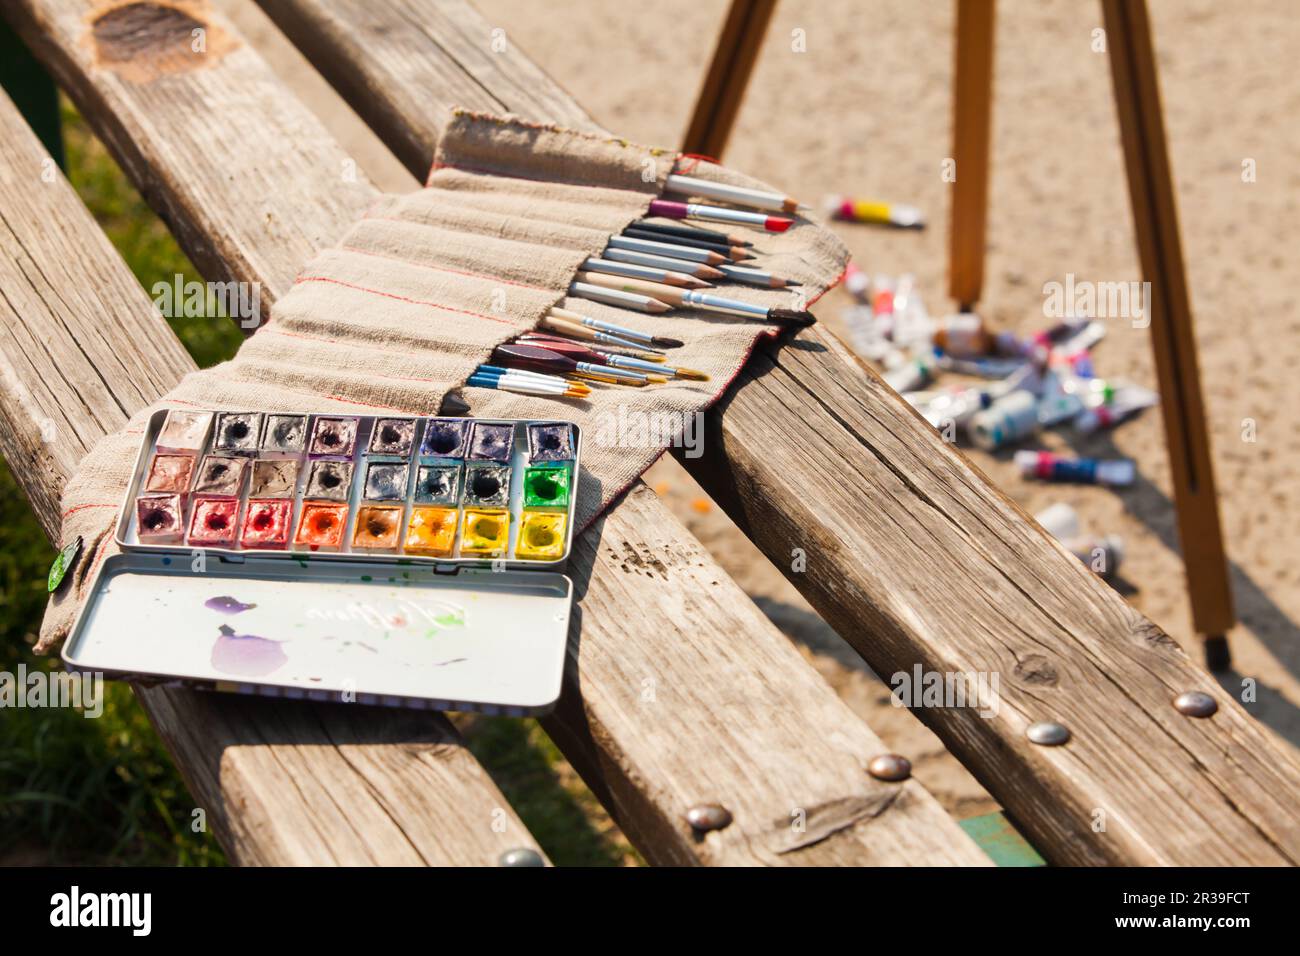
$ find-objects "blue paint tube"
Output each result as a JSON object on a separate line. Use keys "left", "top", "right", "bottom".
{"left": 1015, "top": 450, "right": 1136, "bottom": 486}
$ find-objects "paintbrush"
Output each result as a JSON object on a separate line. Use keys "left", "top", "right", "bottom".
{"left": 516, "top": 337, "right": 707, "bottom": 381}
{"left": 540, "top": 314, "right": 667, "bottom": 356}
{"left": 573, "top": 272, "right": 816, "bottom": 326}
{"left": 548, "top": 306, "right": 684, "bottom": 348}
{"left": 494, "top": 344, "right": 665, "bottom": 386}
{"left": 517, "top": 332, "right": 665, "bottom": 361}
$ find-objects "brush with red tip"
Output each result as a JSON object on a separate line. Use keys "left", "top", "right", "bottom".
{"left": 647, "top": 199, "right": 793, "bottom": 234}
{"left": 517, "top": 334, "right": 710, "bottom": 382}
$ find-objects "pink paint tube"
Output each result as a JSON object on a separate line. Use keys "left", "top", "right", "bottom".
{"left": 1014, "top": 450, "right": 1136, "bottom": 486}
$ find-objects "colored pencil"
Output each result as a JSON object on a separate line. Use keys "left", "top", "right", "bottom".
{"left": 573, "top": 272, "right": 814, "bottom": 325}
{"left": 467, "top": 372, "right": 589, "bottom": 399}
{"left": 607, "top": 234, "right": 729, "bottom": 265}
{"left": 547, "top": 306, "right": 683, "bottom": 348}
{"left": 620, "top": 228, "right": 753, "bottom": 261}
{"left": 569, "top": 281, "right": 672, "bottom": 314}
{"left": 717, "top": 263, "right": 802, "bottom": 288}
{"left": 629, "top": 219, "right": 753, "bottom": 248}
{"left": 665, "top": 173, "right": 804, "bottom": 214}
{"left": 647, "top": 199, "right": 793, "bottom": 233}
{"left": 582, "top": 257, "right": 712, "bottom": 289}
{"left": 599, "top": 247, "right": 724, "bottom": 279}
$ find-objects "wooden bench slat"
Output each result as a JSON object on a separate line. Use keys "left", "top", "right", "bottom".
{"left": 258, "top": 0, "right": 599, "bottom": 174}
{"left": 3, "top": 0, "right": 987, "bottom": 864}
{"left": 694, "top": 329, "right": 1300, "bottom": 865}
{"left": 255, "top": 0, "right": 1300, "bottom": 865}
{"left": 0, "top": 68, "right": 542, "bottom": 869}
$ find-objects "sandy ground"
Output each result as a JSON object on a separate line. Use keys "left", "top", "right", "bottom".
{"left": 222, "top": 0, "right": 1300, "bottom": 821}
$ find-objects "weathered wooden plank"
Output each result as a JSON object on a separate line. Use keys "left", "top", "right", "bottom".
{"left": 0, "top": 81, "right": 542, "bottom": 866}
{"left": 554, "top": 484, "right": 987, "bottom": 865}
{"left": 3, "top": 0, "right": 377, "bottom": 326}
{"left": 262, "top": 0, "right": 1300, "bottom": 864}
{"left": 688, "top": 325, "right": 1300, "bottom": 865}
{"left": 256, "top": 0, "right": 598, "bottom": 175}
{"left": 6, "top": 0, "right": 986, "bottom": 864}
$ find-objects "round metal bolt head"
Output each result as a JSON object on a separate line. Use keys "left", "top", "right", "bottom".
{"left": 1026, "top": 721, "right": 1071, "bottom": 746}
{"left": 685, "top": 803, "right": 732, "bottom": 832}
{"left": 867, "top": 753, "right": 912, "bottom": 782}
{"left": 1173, "top": 691, "right": 1218, "bottom": 718}
{"left": 498, "top": 847, "right": 545, "bottom": 867}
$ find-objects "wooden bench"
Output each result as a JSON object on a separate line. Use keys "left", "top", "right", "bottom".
{"left": 0, "top": 0, "right": 1297, "bottom": 866}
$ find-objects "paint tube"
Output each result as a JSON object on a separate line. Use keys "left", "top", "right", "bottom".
{"left": 935, "top": 354, "right": 1027, "bottom": 379}
{"left": 1014, "top": 450, "right": 1136, "bottom": 486}
{"left": 1064, "top": 534, "right": 1124, "bottom": 581}
{"left": 1034, "top": 503, "right": 1081, "bottom": 541}
{"left": 992, "top": 318, "right": 1092, "bottom": 359}
{"left": 882, "top": 351, "right": 934, "bottom": 393}
{"left": 913, "top": 385, "right": 992, "bottom": 429}
{"left": 990, "top": 362, "right": 1047, "bottom": 400}
{"left": 933, "top": 313, "right": 991, "bottom": 359}
{"left": 843, "top": 303, "right": 882, "bottom": 358}
{"left": 969, "top": 390, "right": 1040, "bottom": 450}
{"left": 1052, "top": 319, "right": 1106, "bottom": 356}
{"left": 1036, "top": 370, "right": 1086, "bottom": 426}
{"left": 1050, "top": 348, "right": 1095, "bottom": 378}
{"left": 1074, "top": 383, "right": 1158, "bottom": 433}
{"left": 845, "top": 262, "right": 870, "bottom": 302}
{"left": 891, "top": 274, "right": 934, "bottom": 350}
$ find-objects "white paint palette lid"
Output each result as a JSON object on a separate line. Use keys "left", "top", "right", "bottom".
{"left": 62, "top": 551, "right": 571, "bottom": 716}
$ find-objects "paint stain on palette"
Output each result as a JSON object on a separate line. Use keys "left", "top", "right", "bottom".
{"left": 210, "top": 623, "right": 288, "bottom": 677}
{"left": 131, "top": 411, "right": 579, "bottom": 561}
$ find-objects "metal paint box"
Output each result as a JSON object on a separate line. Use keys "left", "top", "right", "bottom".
{"left": 63, "top": 410, "right": 582, "bottom": 715}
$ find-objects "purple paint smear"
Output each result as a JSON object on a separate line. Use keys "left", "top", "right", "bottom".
{"left": 205, "top": 595, "right": 257, "bottom": 615}
{"left": 210, "top": 624, "right": 287, "bottom": 677}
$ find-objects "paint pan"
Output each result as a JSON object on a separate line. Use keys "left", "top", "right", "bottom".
{"left": 83, "top": 410, "right": 584, "bottom": 714}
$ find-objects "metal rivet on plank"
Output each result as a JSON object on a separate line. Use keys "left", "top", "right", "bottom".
{"left": 1173, "top": 691, "right": 1218, "bottom": 718}
{"left": 498, "top": 847, "right": 545, "bottom": 867}
{"left": 1026, "top": 721, "right": 1071, "bottom": 746}
{"left": 685, "top": 803, "right": 732, "bottom": 832}
{"left": 866, "top": 753, "right": 912, "bottom": 781}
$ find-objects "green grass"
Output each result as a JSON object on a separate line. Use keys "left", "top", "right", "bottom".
{"left": 0, "top": 98, "right": 632, "bottom": 867}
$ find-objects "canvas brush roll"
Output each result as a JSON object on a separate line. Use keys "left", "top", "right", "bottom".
{"left": 37, "top": 108, "right": 848, "bottom": 654}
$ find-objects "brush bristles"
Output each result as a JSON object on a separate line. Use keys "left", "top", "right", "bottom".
{"left": 769, "top": 309, "right": 816, "bottom": 327}
{"left": 651, "top": 336, "right": 685, "bottom": 348}
{"left": 675, "top": 368, "right": 710, "bottom": 381}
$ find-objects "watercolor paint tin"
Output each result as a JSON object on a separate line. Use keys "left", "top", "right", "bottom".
{"left": 62, "top": 551, "right": 571, "bottom": 716}
{"left": 63, "top": 409, "right": 583, "bottom": 715}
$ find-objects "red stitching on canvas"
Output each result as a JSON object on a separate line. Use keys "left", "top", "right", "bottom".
{"left": 290, "top": 275, "right": 518, "bottom": 327}
{"left": 62, "top": 502, "right": 118, "bottom": 520}
{"left": 261, "top": 327, "right": 459, "bottom": 388}
{"left": 337, "top": 245, "right": 553, "bottom": 292}
{"left": 426, "top": 160, "right": 658, "bottom": 194}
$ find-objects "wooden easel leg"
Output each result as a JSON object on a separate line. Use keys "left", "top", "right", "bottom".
{"left": 681, "top": 0, "right": 777, "bottom": 159}
{"left": 1102, "top": 0, "right": 1235, "bottom": 670}
{"left": 948, "top": 0, "right": 995, "bottom": 310}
